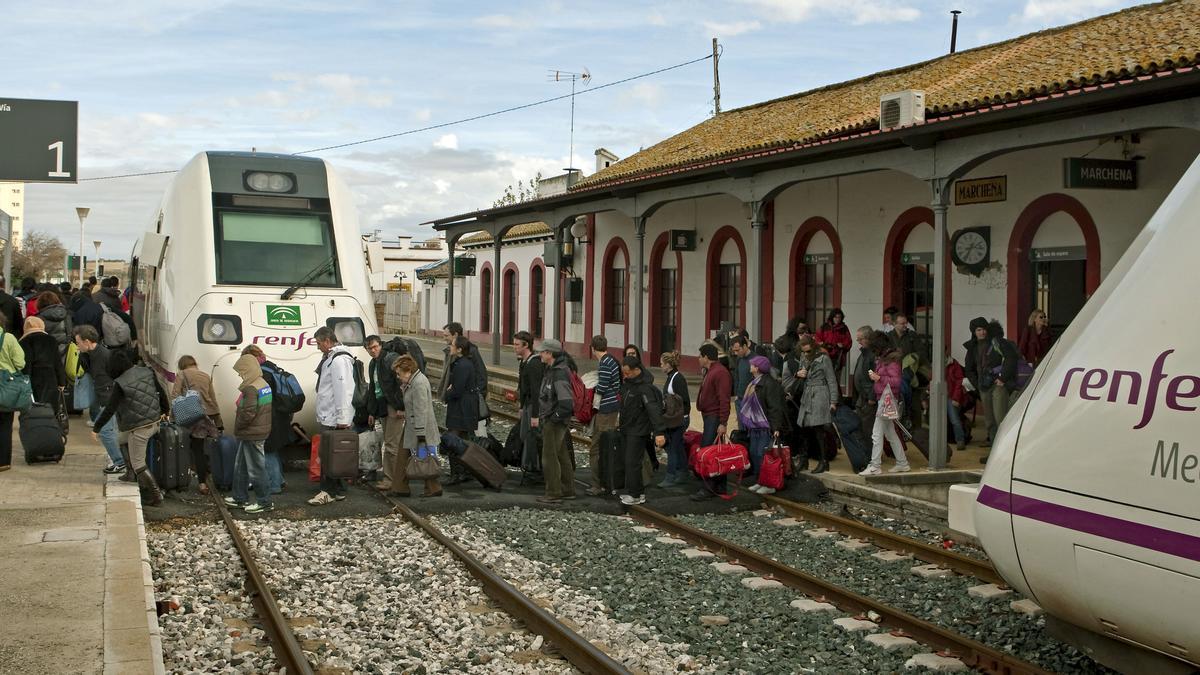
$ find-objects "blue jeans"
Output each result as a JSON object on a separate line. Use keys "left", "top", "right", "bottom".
{"left": 748, "top": 428, "right": 772, "bottom": 481}
{"left": 265, "top": 451, "right": 283, "bottom": 494}
{"left": 701, "top": 415, "right": 720, "bottom": 448}
{"left": 233, "top": 439, "right": 271, "bottom": 506}
{"left": 665, "top": 425, "right": 687, "bottom": 477}
{"left": 948, "top": 400, "right": 966, "bottom": 445}
{"left": 90, "top": 406, "right": 121, "bottom": 466}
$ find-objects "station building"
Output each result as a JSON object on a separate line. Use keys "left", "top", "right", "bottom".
{"left": 418, "top": 1, "right": 1200, "bottom": 463}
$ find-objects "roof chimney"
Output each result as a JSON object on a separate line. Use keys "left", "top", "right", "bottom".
{"left": 595, "top": 147, "right": 619, "bottom": 174}
{"left": 950, "top": 10, "right": 962, "bottom": 54}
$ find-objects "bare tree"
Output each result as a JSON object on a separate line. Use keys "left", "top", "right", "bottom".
{"left": 492, "top": 172, "right": 542, "bottom": 208}
{"left": 2, "top": 230, "right": 67, "bottom": 282}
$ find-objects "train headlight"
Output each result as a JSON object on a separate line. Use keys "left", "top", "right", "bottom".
{"left": 326, "top": 318, "right": 365, "bottom": 347}
{"left": 243, "top": 171, "right": 296, "bottom": 194}
{"left": 197, "top": 314, "right": 242, "bottom": 344}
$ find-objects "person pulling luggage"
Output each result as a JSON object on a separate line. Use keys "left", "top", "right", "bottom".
{"left": 222, "top": 354, "right": 274, "bottom": 514}
{"left": 308, "top": 326, "right": 356, "bottom": 505}
{"left": 91, "top": 350, "right": 169, "bottom": 506}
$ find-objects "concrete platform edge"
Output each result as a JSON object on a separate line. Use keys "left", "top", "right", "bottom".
{"left": 104, "top": 475, "right": 165, "bottom": 675}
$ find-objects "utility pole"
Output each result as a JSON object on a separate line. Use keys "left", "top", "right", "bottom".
{"left": 712, "top": 38, "right": 721, "bottom": 115}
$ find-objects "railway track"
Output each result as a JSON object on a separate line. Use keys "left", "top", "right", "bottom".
{"left": 627, "top": 504, "right": 1051, "bottom": 675}
{"left": 209, "top": 481, "right": 315, "bottom": 675}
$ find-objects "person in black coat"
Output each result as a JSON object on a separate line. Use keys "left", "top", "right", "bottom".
{"left": 963, "top": 317, "right": 1019, "bottom": 448}
{"left": 0, "top": 276, "right": 22, "bottom": 339}
{"left": 658, "top": 351, "right": 692, "bottom": 488}
{"left": 616, "top": 356, "right": 666, "bottom": 505}
{"left": 442, "top": 336, "right": 480, "bottom": 485}
{"left": 20, "top": 317, "right": 66, "bottom": 417}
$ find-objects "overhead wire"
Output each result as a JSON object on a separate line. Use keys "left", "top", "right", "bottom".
{"left": 75, "top": 53, "right": 714, "bottom": 182}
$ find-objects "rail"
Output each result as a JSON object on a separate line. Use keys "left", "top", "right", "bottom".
{"left": 209, "top": 482, "right": 315, "bottom": 675}
{"left": 761, "top": 495, "right": 1003, "bottom": 585}
{"left": 628, "top": 505, "right": 1051, "bottom": 675}
{"left": 372, "top": 488, "right": 630, "bottom": 675}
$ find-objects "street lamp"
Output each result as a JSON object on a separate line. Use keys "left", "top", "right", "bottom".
{"left": 93, "top": 240, "right": 102, "bottom": 280}
{"left": 75, "top": 207, "right": 90, "bottom": 287}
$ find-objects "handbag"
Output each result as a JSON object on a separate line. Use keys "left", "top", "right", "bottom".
{"left": 770, "top": 441, "right": 794, "bottom": 477}
{"left": 877, "top": 383, "right": 900, "bottom": 421}
{"left": 758, "top": 451, "right": 785, "bottom": 490}
{"left": 170, "top": 372, "right": 206, "bottom": 427}
{"left": 407, "top": 443, "right": 441, "bottom": 480}
{"left": 694, "top": 436, "right": 751, "bottom": 501}
{"left": 738, "top": 388, "right": 770, "bottom": 430}
{"left": 0, "top": 338, "right": 33, "bottom": 413}
{"left": 73, "top": 372, "right": 95, "bottom": 411}
{"left": 56, "top": 388, "right": 69, "bottom": 435}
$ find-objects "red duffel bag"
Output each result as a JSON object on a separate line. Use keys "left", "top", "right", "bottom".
{"left": 694, "top": 437, "right": 751, "bottom": 500}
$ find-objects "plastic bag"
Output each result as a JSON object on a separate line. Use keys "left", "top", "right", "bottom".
{"left": 877, "top": 383, "right": 900, "bottom": 421}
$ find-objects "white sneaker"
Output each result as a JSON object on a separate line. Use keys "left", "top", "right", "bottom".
{"left": 858, "top": 466, "right": 882, "bottom": 476}
{"left": 307, "top": 491, "right": 335, "bottom": 505}
{"left": 756, "top": 486, "right": 776, "bottom": 495}
{"left": 619, "top": 494, "right": 646, "bottom": 505}
{"left": 888, "top": 465, "right": 911, "bottom": 473}
{"left": 748, "top": 484, "right": 763, "bottom": 493}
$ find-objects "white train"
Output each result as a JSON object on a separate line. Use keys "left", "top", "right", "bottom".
{"left": 952, "top": 155, "right": 1200, "bottom": 672}
{"left": 130, "top": 151, "right": 377, "bottom": 436}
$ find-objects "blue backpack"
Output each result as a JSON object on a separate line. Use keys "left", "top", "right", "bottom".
{"left": 261, "top": 362, "right": 305, "bottom": 415}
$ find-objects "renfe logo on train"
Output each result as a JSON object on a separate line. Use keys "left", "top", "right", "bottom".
{"left": 1058, "top": 349, "right": 1200, "bottom": 429}
{"left": 266, "top": 305, "right": 301, "bottom": 327}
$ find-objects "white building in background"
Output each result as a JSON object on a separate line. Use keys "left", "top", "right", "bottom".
{"left": 365, "top": 235, "right": 447, "bottom": 297}
{"left": 0, "top": 183, "right": 25, "bottom": 247}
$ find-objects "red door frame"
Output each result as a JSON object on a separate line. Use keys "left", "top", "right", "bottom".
{"left": 600, "top": 237, "right": 631, "bottom": 349}
{"left": 705, "top": 225, "right": 748, "bottom": 334}
{"left": 529, "top": 258, "right": 546, "bottom": 338}
{"left": 882, "top": 206, "right": 952, "bottom": 345}
{"left": 1007, "top": 193, "right": 1101, "bottom": 331}
{"left": 501, "top": 262, "right": 519, "bottom": 342}
{"left": 478, "top": 261, "right": 493, "bottom": 336}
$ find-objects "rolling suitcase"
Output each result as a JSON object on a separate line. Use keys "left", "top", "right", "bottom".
{"left": 21, "top": 402, "right": 66, "bottom": 463}
{"left": 460, "top": 440, "right": 506, "bottom": 489}
{"left": 206, "top": 434, "right": 238, "bottom": 491}
{"left": 148, "top": 422, "right": 190, "bottom": 491}
{"left": 317, "top": 430, "right": 359, "bottom": 480}
{"left": 832, "top": 405, "right": 870, "bottom": 473}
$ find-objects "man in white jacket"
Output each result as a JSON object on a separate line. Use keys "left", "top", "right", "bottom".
{"left": 308, "top": 326, "right": 357, "bottom": 505}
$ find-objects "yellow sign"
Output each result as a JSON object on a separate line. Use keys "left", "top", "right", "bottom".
{"left": 387, "top": 283, "right": 402, "bottom": 290}
{"left": 400, "top": 283, "right": 411, "bottom": 291}
{"left": 954, "top": 176, "right": 1007, "bottom": 205}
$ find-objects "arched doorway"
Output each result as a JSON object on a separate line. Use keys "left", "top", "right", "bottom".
{"left": 502, "top": 263, "right": 518, "bottom": 342}
{"left": 479, "top": 263, "right": 493, "bottom": 334}
{"left": 883, "top": 206, "right": 952, "bottom": 353}
{"left": 788, "top": 217, "right": 842, "bottom": 332}
{"left": 1008, "top": 194, "right": 1101, "bottom": 335}
{"left": 705, "top": 226, "right": 746, "bottom": 333}
{"left": 529, "top": 260, "right": 545, "bottom": 339}
{"left": 648, "top": 232, "right": 682, "bottom": 361}
{"left": 601, "top": 238, "right": 630, "bottom": 348}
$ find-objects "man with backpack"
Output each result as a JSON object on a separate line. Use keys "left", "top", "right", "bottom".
{"left": 616, "top": 355, "right": 667, "bottom": 506}
{"left": 74, "top": 325, "right": 123, "bottom": 475}
{"left": 308, "top": 326, "right": 356, "bottom": 505}
{"left": 963, "top": 318, "right": 1019, "bottom": 459}
{"left": 532, "top": 338, "right": 574, "bottom": 504}
{"left": 513, "top": 331, "right": 544, "bottom": 483}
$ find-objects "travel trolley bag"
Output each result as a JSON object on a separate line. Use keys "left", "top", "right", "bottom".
{"left": 317, "top": 430, "right": 359, "bottom": 480}
{"left": 148, "top": 422, "right": 190, "bottom": 491}
{"left": 206, "top": 434, "right": 238, "bottom": 491}
{"left": 459, "top": 439, "right": 506, "bottom": 489}
{"left": 21, "top": 402, "right": 66, "bottom": 463}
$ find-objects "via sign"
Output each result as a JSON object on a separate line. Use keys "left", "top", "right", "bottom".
{"left": 900, "top": 251, "right": 933, "bottom": 265}
{"left": 1063, "top": 158, "right": 1137, "bottom": 190}
{"left": 0, "top": 98, "right": 78, "bottom": 183}
{"left": 803, "top": 253, "right": 834, "bottom": 265}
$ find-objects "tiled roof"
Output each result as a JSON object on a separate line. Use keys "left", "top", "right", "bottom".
{"left": 458, "top": 221, "right": 552, "bottom": 246}
{"left": 575, "top": 0, "right": 1200, "bottom": 190}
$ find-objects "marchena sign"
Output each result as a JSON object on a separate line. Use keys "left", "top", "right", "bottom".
{"left": 266, "top": 304, "right": 302, "bottom": 327}
{"left": 0, "top": 97, "right": 78, "bottom": 183}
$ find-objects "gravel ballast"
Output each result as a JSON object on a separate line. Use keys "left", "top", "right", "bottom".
{"left": 441, "top": 508, "right": 931, "bottom": 674}
{"left": 679, "top": 511, "right": 1113, "bottom": 674}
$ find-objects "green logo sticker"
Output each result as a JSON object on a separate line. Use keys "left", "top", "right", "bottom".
{"left": 266, "top": 305, "right": 301, "bottom": 327}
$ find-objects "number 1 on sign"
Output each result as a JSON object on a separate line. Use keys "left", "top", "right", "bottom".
{"left": 48, "top": 141, "right": 70, "bottom": 178}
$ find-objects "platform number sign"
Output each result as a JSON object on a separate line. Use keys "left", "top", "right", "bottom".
{"left": 0, "top": 98, "right": 78, "bottom": 183}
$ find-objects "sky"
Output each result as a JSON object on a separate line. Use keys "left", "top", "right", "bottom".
{"left": 3, "top": 0, "right": 1150, "bottom": 259}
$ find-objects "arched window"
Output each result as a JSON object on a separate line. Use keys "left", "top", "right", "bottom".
{"left": 479, "top": 264, "right": 492, "bottom": 333}
{"left": 502, "top": 264, "right": 518, "bottom": 343}
{"left": 705, "top": 226, "right": 746, "bottom": 331}
{"left": 649, "top": 233, "right": 682, "bottom": 359}
{"left": 788, "top": 217, "right": 842, "bottom": 332}
{"left": 530, "top": 262, "right": 545, "bottom": 338}
{"left": 603, "top": 240, "right": 628, "bottom": 324}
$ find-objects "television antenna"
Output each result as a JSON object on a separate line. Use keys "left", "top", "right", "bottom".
{"left": 548, "top": 68, "right": 591, "bottom": 185}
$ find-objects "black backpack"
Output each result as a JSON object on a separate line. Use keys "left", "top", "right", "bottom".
{"left": 333, "top": 352, "right": 369, "bottom": 411}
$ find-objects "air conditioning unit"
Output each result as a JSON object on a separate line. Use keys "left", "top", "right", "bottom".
{"left": 879, "top": 90, "right": 925, "bottom": 130}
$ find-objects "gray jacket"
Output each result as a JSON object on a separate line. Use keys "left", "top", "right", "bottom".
{"left": 537, "top": 355, "right": 573, "bottom": 424}
{"left": 796, "top": 352, "right": 838, "bottom": 428}
{"left": 401, "top": 370, "right": 440, "bottom": 450}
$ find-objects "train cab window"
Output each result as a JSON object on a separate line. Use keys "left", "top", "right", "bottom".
{"left": 216, "top": 211, "right": 340, "bottom": 287}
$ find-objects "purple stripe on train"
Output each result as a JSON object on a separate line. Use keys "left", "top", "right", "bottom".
{"left": 977, "top": 485, "right": 1200, "bottom": 563}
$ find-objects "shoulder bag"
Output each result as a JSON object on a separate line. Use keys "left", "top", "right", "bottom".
{"left": 170, "top": 372, "right": 207, "bottom": 427}
{"left": 407, "top": 443, "right": 441, "bottom": 480}
{"left": 0, "top": 330, "right": 33, "bottom": 412}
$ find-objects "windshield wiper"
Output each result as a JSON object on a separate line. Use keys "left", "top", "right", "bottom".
{"left": 280, "top": 255, "right": 336, "bottom": 300}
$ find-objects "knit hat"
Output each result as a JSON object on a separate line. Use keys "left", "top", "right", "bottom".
{"left": 748, "top": 355, "right": 771, "bottom": 373}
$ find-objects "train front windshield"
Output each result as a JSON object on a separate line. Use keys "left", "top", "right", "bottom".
{"left": 215, "top": 210, "right": 341, "bottom": 287}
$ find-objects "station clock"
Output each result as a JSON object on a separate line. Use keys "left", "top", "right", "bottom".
{"left": 950, "top": 226, "right": 990, "bottom": 276}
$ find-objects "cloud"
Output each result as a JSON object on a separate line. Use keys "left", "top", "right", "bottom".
{"left": 740, "top": 0, "right": 920, "bottom": 24}
{"left": 701, "top": 19, "right": 762, "bottom": 36}
{"left": 1019, "top": 0, "right": 1121, "bottom": 22}
{"left": 475, "top": 14, "right": 520, "bottom": 28}
{"left": 620, "top": 82, "right": 664, "bottom": 108}
{"left": 412, "top": 108, "right": 433, "bottom": 123}
{"left": 433, "top": 134, "right": 458, "bottom": 150}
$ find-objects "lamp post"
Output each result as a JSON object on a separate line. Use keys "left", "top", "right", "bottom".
{"left": 75, "top": 207, "right": 90, "bottom": 287}
{"left": 93, "top": 240, "right": 102, "bottom": 280}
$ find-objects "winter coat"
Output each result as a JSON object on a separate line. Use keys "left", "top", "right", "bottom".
{"left": 872, "top": 351, "right": 904, "bottom": 399}
{"left": 401, "top": 370, "right": 440, "bottom": 450}
{"left": 95, "top": 287, "right": 123, "bottom": 313}
{"left": 258, "top": 360, "right": 293, "bottom": 452}
{"left": 72, "top": 297, "right": 105, "bottom": 334}
{"left": 662, "top": 369, "right": 691, "bottom": 429}
{"left": 744, "top": 373, "right": 787, "bottom": 433}
{"left": 0, "top": 329, "right": 25, "bottom": 373}
{"left": 618, "top": 369, "right": 666, "bottom": 438}
{"left": 889, "top": 327, "right": 921, "bottom": 365}
{"left": 732, "top": 351, "right": 754, "bottom": 402}
{"left": 537, "top": 354, "right": 574, "bottom": 425}
{"left": 37, "top": 303, "right": 72, "bottom": 357}
{"left": 233, "top": 354, "right": 273, "bottom": 441}
{"left": 443, "top": 355, "right": 480, "bottom": 432}
{"left": 82, "top": 343, "right": 115, "bottom": 406}
{"left": 315, "top": 345, "right": 355, "bottom": 428}
{"left": 1019, "top": 326, "right": 1054, "bottom": 365}
{"left": 853, "top": 345, "right": 876, "bottom": 408}
{"left": 20, "top": 331, "right": 65, "bottom": 409}
{"left": 696, "top": 361, "right": 731, "bottom": 425}
{"left": 963, "top": 320, "right": 1019, "bottom": 392}
{"left": 367, "top": 352, "right": 400, "bottom": 418}
{"left": 517, "top": 354, "right": 545, "bottom": 410}
{"left": 96, "top": 365, "right": 168, "bottom": 432}
{"left": 816, "top": 322, "right": 853, "bottom": 366}
{"left": 171, "top": 366, "right": 224, "bottom": 438}
{"left": 795, "top": 351, "right": 838, "bottom": 428}
{"left": 947, "top": 360, "right": 971, "bottom": 408}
